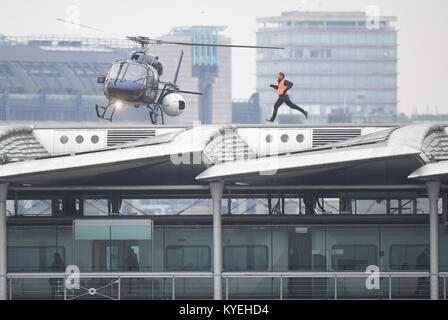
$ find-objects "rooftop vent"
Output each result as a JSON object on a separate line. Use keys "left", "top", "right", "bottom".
{"left": 312, "top": 128, "right": 362, "bottom": 147}
{"left": 107, "top": 129, "right": 156, "bottom": 147}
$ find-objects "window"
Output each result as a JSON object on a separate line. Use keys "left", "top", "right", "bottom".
{"left": 122, "top": 63, "right": 147, "bottom": 84}
{"left": 166, "top": 246, "right": 211, "bottom": 271}
{"left": 327, "top": 21, "right": 356, "bottom": 29}
{"left": 105, "top": 244, "right": 140, "bottom": 271}
{"left": 15, "top": 199, "right": 52, "bottom": 216}
{"left": 331, "top": 245, "right": 377, "bottom": 271}
{"left": 106, "top": 246, "right": 119, "bottom": 271}
{"left": 224, "top": 245, "right": 268, "bottom": 271}
{"left": 310, "top": 50, "right": 320, "bottom": 58}
{"left": 390, "top": 245, "right": 429, "bottom": 270}
{"left": 354, "top": 199, "right": 387, "bottom": 215}
{"left": 0, "top": 63, "right": 15, "bottom": 77}
{"left": 294, "top": 49, "right": 303, "bottom": 58}
{"left": 107, "top": 62, "right": 124, "bottom": 79}
{"left": 390, "top": 199, "right": 414, "bottom": 214}
{"left": 8, "top": 246, "right": 65, "bottom": 272}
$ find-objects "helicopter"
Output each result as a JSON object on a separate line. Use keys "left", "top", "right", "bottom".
{"left": 56, "top": 19, "right": 283, "bottom": 124}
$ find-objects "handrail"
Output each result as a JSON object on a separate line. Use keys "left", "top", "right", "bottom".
{"left": 222, "top": 272, "right": 433, "bottom": 278}
{"left": 7, "top": 272, "right": 213, "bottom": 279}
{"left": 7, "top": 271, "right": 442, "bottom": 279}
{"left": 7, "top": 271, "right": 446, "bottom": 300}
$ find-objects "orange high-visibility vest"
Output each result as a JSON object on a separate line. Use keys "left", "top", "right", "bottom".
{"left": 277, "top": 78, "right": 289, "bottom": 95}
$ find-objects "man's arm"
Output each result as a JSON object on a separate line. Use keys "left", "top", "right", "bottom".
{"left": 270, "top": 84, "right": 278, "bottom": 90}
{"left": 283, "top": 80, "right": 293, "bottom": 94}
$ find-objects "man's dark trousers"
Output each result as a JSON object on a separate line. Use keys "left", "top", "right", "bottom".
{"left": 269, "top": 95, "right": 307, "bottom": 121}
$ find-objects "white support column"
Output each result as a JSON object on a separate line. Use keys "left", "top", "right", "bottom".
{"left": 210, "top": 180, "right": 224, "bottom": 300}
{"left": 427, "top": 180, "right": 440, "bottom": 300}
{"left": 0, "top": 183, "right": 8, "bottom": 300}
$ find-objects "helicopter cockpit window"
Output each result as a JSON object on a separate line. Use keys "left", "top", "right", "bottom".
{"left": 121, "top": 63, "right": 148, "bottom": 84}
{"left": 107, "top": 62, "right": 123, "bottom": 80}
{"left": 147, "top": 67, "right": 159, "bottom": 88}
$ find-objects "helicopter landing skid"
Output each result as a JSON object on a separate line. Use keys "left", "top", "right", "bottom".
{"left": 147, "top": 104, "right": 165, "bottom": 125}
{"left": 95, "top": 102, "right": 116, "bottom": 122}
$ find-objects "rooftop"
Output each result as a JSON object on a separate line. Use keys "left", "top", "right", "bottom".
{"left": 257, "top": 11, "right": 397, "bottom": 23}
{"left": 0, "top": 123, "right": 447, "bottom": 191}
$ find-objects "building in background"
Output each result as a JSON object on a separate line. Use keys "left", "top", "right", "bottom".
{"left": 256, "top": 11, "right": 398, "bottom": 124}
{"left": 409, "top": 113, "right": 448, "bottom": 122}
{"left": 0, "top": 28, "right": 231, "bottom": 124}
{"left": 232, "top": 93, "right": 260, "bottom": 124}
{"left": 0, "top": 35, "right": 124, "bottom": 121}
{"left": 167, "top": 26, "right": 231, "bottom": 124}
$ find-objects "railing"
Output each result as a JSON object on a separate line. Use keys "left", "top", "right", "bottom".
{"left": 0, "top": 35, "right": 134, "bottom": 49}
{"left": 6, "top": 272, "right": 447, "bottom": 300}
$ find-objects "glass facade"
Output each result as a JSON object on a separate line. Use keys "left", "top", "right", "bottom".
{"left": 6, "top": 196, "right": 443, "bottom": 217}
{"left": 6, "top": 222, "right": 448, "bottom": 299}
{"left": 256, "top": 12, "right": 398, "bottom": 124}
{"left": 260, "top": 32, "right": 397, "bottom": 47}
{"left": 8, "top": 226, "right": 73, "bottom": 272}
{"left": 8, "top": 223, "right": 448, "bottom": 272}
{"left": 4, "top": 192, "right": 446, "bottom": 299}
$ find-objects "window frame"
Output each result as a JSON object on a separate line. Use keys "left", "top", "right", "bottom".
{"left": 389, "top": 244, "right": 429, "bottom": 271}
{"left": 223, "top": 245, "right": 269, "bottom": 271}
{"left": 331, "top": 244, "right": 377, "bottom": 271}
{"left": 165, "top": 245, "right": 211, "bottom": 271}
{"left": 7, "top": 246, "right": 66, "bottom": 272}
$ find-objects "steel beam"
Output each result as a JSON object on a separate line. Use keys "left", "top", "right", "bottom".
{"left": 210, "top": 181, "right": 224, "bottom": 300}
{"left": 10, "top": 184, "right": 442, "bottom": 191}
{"left": 427, "top": 180, "right": 441, "bottom": 300}
{"left": 0, "top": 183, "right": 9, "bottom": 300}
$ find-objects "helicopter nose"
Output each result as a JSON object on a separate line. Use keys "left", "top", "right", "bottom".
{"left": 106, "top": 80, "right": 144, "bottom": 102}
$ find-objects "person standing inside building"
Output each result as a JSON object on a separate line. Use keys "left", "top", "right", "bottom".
{"left": 49, "top": 252, "right": 65, "bottom": 300}
{"left": 266, "top": 72, "right": 308, "bottom": 122}
{"left": 126, "top": 247, "right": 140, "bottom": 295}
{"left": 126, "top": 248, "right": 140, "bottom": 272}
{"left": 415, "top": 247, "right": 430, "bottom": 298}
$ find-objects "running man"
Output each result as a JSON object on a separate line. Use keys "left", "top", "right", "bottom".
{"left": 266, "top": 72, "right": 308, "bottom": 122}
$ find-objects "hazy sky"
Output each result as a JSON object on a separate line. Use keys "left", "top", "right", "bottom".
{"left": 1, "top": 0, "right": 447, "bottom": 115}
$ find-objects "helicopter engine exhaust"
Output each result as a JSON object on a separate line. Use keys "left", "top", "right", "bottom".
{"left": 161, "top": 93, "right": 185, "bottom": 117}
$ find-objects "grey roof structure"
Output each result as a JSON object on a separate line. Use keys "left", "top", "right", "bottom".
{"left": 409, "top": 161, "right": 448, "bottom": 183}
{"left": 197, "top": 124, "right": 448, "bottom": 185}
{"left": 0, "top": 123, "right": 446, "bottom": 188}
{"left": 0, "top": 126, "right": 49, "bottom": 162}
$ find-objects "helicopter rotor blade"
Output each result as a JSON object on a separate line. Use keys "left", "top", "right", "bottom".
{"left": 56, "top": 18, "right": 284, "bottom": 50}
{"left": 147, "top": 38, "right": 283, "bottom": 50}
{"left": 173, "top": 50, "right": 184, "bottom": 84}
{"left": 56, "top": 18, "right": 123, "bottom": 37}
{"left": 177, "top": 90, "right": 203, "bottom": 95}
